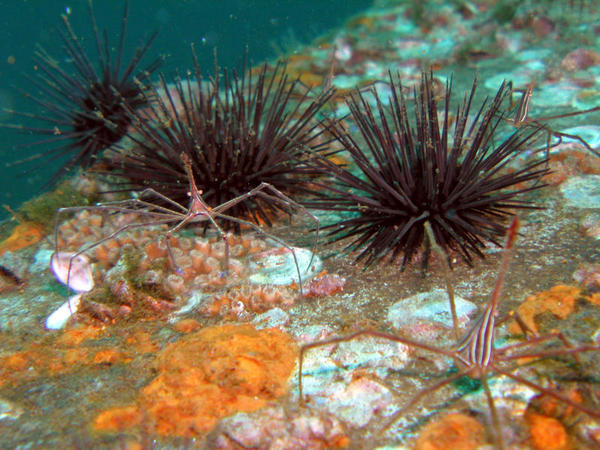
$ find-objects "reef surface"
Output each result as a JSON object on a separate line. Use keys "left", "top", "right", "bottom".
{"left": 1, "top": 1, "right": 600, "bottom": 448}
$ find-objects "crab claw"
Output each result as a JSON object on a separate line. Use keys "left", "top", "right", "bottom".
{"left": 50, "top": 252, "right": 94, "bottom": 292}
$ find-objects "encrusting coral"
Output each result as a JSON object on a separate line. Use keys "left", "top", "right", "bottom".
{"left": 0, "top": 324, "right": 157, "bottom": 389}
{"left": 524, "top": 391, "right": 583, "bottom": 450}
{"left": 509, "top": 285, "right": 599, "bottom": 335}
{"left": 526, "top": 413, "right": 570, "bottom": 450}
{"left": 413, "top": 413, "right": 487, "bottom": 450}
{"left": 93, "top": 324, "right": 297, "bottom": 436}
{"left": 0, "top": 221, "right": 44, "bottom": 255}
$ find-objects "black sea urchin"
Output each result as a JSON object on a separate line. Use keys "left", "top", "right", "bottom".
{"left": 306, "top": 71, "right": 549, "bottom": 268}
{"left": 104, "top": 52, "right": 334, "bottom": 232}
{"left": 8, "top": 1, "right": 161, "bottom": 183}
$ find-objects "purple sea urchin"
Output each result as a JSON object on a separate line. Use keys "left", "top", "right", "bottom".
{"left": 104, "top": 52, "right": 333, "bottom": 232}
{"left": 7, "top": 1, "right": 161, "bottom": 183}
{"left": 306, "top": 71, "right": 549, "bottom": 268}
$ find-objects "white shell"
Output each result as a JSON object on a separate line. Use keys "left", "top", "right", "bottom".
{"left": 50, "top": 252, "right": 94, "bottom": 292}
{"left": 45, "top": 294, "right": 82, "bottom": 330}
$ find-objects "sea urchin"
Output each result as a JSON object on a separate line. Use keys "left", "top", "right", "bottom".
{"left": 104, "top": 51, "right": 334, "bottom": 233}
{"left": 306, "top": 71, "right": 549, "bottom": 268}
{"left": 8, "top": 1, "right": 161, "bottom": 184}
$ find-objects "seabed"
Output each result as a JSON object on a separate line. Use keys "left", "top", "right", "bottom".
{"left": 1, "top": 1, "right": 600, "bottom": 449}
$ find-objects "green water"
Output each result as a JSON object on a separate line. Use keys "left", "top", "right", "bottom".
{"left": 0, "top": 0, "right": 370, "bottom": 220}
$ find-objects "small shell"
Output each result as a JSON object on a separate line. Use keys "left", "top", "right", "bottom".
{"left": 45, "top": 294, "right": 82, "bottom": 330}
{"left": 50, "top": 252, "right": 94, "bottom": 292}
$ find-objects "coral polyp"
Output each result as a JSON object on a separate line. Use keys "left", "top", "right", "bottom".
{"left": 306, "top": 71, "right": 549, "bottom": 268}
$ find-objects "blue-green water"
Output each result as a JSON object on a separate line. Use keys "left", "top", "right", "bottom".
{"left": 0, "top": 0, "right": 370, "bottom": 220}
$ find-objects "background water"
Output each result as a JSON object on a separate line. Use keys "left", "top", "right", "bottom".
{"left": 0, "top": 0, "right": 371, "bottom": 221}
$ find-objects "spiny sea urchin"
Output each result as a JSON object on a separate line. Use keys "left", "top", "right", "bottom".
{"left": 305, "top": 71, "right": 549, "bottom": 268}
{"left": 104, "top": 52, "right": 334, "bottom": 232}
{"left": 8, "top": 1, "right": 161, "bottom": 184}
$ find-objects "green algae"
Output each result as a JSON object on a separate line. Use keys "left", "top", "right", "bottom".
{"left": 17, "top": 180, "right": 98, "bottom": 231}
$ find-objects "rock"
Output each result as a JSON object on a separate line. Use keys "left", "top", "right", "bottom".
{"left": 298, "top": 331, "right": 410, "bottom": 428}
{"left": 560, "top": 175, "right": 600, "bottom": 209}
{"left": 561, "top": 48, "right": 600, "bottom": 72}
{"left": 387, "top": 288, "right": 477, "bottom": 331}
{"left": 249, "top": 246, "right": 322, "bottom": 286}
{"left": 211, "top": 405, "right": 349, "bottom": 449}
{"left": 30, "top": 248, "right": 54, "bottom": 274}
{"left": 304, "top": 273, "right": 346, "bottom": 298}
{"left": 253, "top": 307, "right": 290, "bottom": 329}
